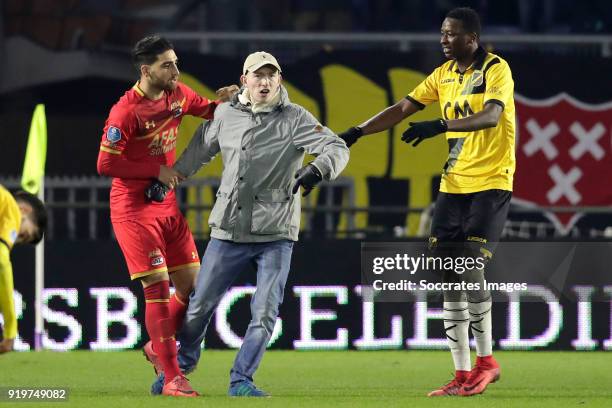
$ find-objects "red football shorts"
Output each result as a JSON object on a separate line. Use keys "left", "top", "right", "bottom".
{"left": 112, "top": 215, "right": 200, "bottom": 280}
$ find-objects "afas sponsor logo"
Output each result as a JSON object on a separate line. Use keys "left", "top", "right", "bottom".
{"left": 148, "top": 126, "right": 178, "bottom": 156}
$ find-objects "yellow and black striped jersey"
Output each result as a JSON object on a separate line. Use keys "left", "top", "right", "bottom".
{"left": 407, "top": 46, "right": 516, "bottom": 193}
{"left": 0, "top": 184, "right": 20, "bottom": 340}
{"left": 0, "top": 184, "right": 21, "bottom": 250}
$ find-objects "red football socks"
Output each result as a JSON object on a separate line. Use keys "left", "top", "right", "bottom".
{"left": 143, "top": 280, "right": 181, "bottom": 384}
{"left": 168, "top": 293, "right": 189, "bottom": 333}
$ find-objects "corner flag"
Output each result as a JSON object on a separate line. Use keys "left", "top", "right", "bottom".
{"left": 20, "top": 104, "right": 48, "bottom": 351}
{"left": 21, "top": 104, "right": 47, "bottom": 194}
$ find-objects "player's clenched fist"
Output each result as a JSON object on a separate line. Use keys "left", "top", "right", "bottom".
{"left": 145, "top": 180, "right": 168, "bottom": 202}
{"left": 146, "top": 166, "right": 185, "bottom": 202}
{"left": 292, "top": 164, "right": 323, "bottom": 196}
{"left": 401, "top": 119, "right": 448, "bottom": 146}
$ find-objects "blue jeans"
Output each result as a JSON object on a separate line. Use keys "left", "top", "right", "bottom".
{"left": 176, "top": 238, "right": 294, "bottom": 385}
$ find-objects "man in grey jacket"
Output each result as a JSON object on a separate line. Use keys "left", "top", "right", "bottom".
{"left": 148, "top": 51, "right": 349, "bottom": 396}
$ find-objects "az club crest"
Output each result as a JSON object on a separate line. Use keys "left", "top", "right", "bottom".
{"left": 471, "top": 70, "right": 483, "bottom": 87}
{"left": 170, "top": 100, "right": 183, "bottom": 118}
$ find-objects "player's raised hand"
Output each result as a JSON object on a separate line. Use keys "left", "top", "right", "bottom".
{"left": 216, "top": 84, "right": 240, "bottom": 102}
{"left": 401, "top": 119, "right": 448, "bottom": 146}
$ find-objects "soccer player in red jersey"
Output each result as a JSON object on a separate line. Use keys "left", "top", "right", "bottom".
{"left": 96, "top": 35, "right": 236, "bottom": 397}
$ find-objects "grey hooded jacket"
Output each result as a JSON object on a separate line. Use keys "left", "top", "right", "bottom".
{"left": 174, "top": 86, "right": 349, "bottom": 242}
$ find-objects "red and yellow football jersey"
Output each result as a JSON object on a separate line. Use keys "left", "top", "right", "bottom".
{"left": 97, "top": 82, "right": 218, "bottom": 221}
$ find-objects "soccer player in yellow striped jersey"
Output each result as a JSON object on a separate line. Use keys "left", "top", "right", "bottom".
{"left": 338, "top": 7, "right": 514, "bottom": 397}
{"left": 0, "top": 185, "right": 47, "bottom": 353}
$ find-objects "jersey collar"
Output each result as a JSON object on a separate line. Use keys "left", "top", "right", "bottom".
{"left": 471, "top": 46, "right": 488, "bottom": 71}
{"left": 132, "top": 81, "right": 145, "bottom": 97}
{"left": 451, "top": 46, "right": 488, "bottom": 74}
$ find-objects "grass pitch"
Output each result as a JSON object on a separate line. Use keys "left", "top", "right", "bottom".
{"left": 1, "top": 350, "right": 611, "bottom": 407}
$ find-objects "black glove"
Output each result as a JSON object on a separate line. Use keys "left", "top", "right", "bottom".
{"left": 338, "top": 126, "right": 363, "bottom": 148}
{"left": 145, "top": 180, "right": 169, "bottom": 203}
{"left": 292, "top": 164, "right": 323, "bottom": 196}
{"left": 401, "top": 119, "right": 448, "bottom": 146}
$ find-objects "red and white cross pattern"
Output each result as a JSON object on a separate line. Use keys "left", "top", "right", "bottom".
{"left": 513, "top": 93, "right": 612, "bottom": 234}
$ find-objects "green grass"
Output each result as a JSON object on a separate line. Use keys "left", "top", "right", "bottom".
{"left": 1, "top": 350, "right": 611, "bottom": 407}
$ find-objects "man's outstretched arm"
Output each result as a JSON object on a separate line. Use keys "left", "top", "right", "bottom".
{"left": 338, "top": 98, "right": 422, "bottom": 147}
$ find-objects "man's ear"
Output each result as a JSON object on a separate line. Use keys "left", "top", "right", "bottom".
{"left": 140, "top": 64, "right": 150, "bottom": 78}
{"left": 467, "top": 33, "right": 478, "bottom": 46}
{"left": 240, "top": 74, "right": 247, "bottom": 86}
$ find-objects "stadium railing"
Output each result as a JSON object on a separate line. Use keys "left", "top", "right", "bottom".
{"left": 1, "top": 176, "right": 611, "bottom": 240}
{"left": 157, "top": 32, "right": 612, "bottom": 60}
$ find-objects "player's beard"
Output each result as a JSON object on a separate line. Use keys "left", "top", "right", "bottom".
{"left": 150, "top": 72, "right": 178, "bottom": 92}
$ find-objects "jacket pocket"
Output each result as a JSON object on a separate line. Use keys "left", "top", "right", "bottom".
{"left": 251, "top": 188, "right": 293, "bottom": 235}
{"left": 209, "top": 188, "right": 233, "bottom": 230}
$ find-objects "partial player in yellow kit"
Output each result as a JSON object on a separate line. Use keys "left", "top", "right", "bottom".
{"left": 0, "top": 185, "right": 47, "bottom": 353}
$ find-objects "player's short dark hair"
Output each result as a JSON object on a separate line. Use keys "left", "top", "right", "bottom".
{"left": 131, "top": 35, "right": 174, "bottom": 72}
{"left": 446, "top": 7, "right": 481, "bottom": 38}
{"left": 14, "top": 191, "right": 47, "bottom": 245}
